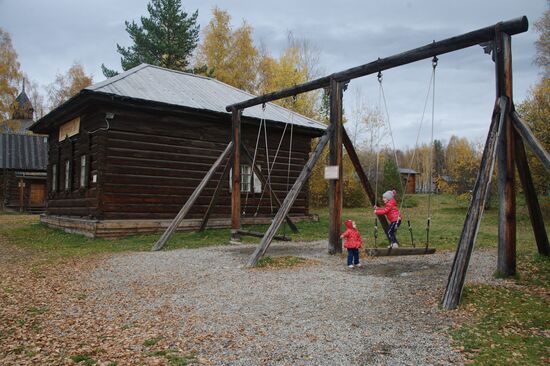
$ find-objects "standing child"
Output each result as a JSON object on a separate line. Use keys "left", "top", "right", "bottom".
{"left": 341, "top": 219, "right": 363, "bottom": 268}
{"left": 374, "top": 190, "right": 401, "bottom": 249}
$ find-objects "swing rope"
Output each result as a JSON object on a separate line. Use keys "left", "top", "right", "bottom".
{"left": 374, "top": 57, "right": 438, "bottom": 248}
{"left": 426, "top": 56, "right": 438, "bottom": 250}
{"left": 243, "top": 103, "right": 266, "bottom": 216}
{"left": 253, "top": 100, "right": 296, "bottom": 219}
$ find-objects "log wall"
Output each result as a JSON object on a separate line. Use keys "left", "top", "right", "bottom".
{"left": 45, "top": 101, "right": 314, "bottom": 221}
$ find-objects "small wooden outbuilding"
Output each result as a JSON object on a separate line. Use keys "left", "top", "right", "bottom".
{"left": 399, "top": 167, "right": 417, "bottom": 194}
{"left": 30, "top": 64, "right": 326, "bottom": 237}
{"left": 0, "top": 133, "right": 48, "bottom": 213}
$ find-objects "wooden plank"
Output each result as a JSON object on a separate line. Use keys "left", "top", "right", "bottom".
{"left": 246, "top": 124, "right": 334, "bottom": 267}
{"left": 496, "top": 33, "right": 516, "bottom": 277}
{"left": 241, "top": 143, "right": 299, "bottom": 233}
{"left": 514, "top": 131, "right": 550, "bottom": 256}
{"left": 511, "top": 111, "right": 550, "bottom": 174}
{"left": 151, "top": 141, "right": 233, "bottom": 251}
{"left": 231, "top": 108, "right": 242, "bottom": 241}
{"left": 226, "top": 17, "right": 527, "bottom": 111}
{"left": 442, "top": 97, "right": 505, "bottom": 310}
{"left": 199, "top": 152, "right": 233, "bottom": 232}
{"left": 237, "top": 229, "right": 291, "bottom": 242}
{"left": 365, "top": 247, "right": 436, "bottom": 256}
{"left": 328, "top": 79, "right": 344, "bottom": 254}
{"left": 342, "top": 128, "right": 391, "bottom": 240}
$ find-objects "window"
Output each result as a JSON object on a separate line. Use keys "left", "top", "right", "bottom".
{"left": 229, "top": 164, "right": 261, "bottom": 193}
{"left": 241, "top": 165, "right": 252, "bottom": 193}
{"left": 51, "top": 164, "right": 57, "bottom": 192}
{"left": 64, "top": 160, "right": 71, "bottom": 191}
{"left": 80, "top": 155, "right": 88, "bottom": 188}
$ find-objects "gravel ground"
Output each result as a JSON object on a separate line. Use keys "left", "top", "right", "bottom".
{"left": 87, "top": 241, "right": 499, "bottom": 365}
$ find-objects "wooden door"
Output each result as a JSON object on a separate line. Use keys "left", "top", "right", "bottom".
{"left": 29, "top": 183, "right": 45, "bottom": 206}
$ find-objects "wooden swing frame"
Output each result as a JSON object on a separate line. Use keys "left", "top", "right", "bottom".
{"left": 224, "top": 16, "right": 549, "bottom": 310}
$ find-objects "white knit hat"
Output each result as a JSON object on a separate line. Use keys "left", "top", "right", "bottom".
{"left": 382, "top": 190, "right": 394, "bottom": 200}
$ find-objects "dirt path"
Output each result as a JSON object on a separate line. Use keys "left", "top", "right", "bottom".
{"left": 1, "top": 217, "right": 498, "bottom": 365}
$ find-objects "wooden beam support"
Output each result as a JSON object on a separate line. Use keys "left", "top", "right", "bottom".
{"left": 328, "top": 78, "right": 344, "bottom": 254}
{"left": 514, "top": 130, "right": 550, "bottom": 256}
{"left": 442, "top": 98, "right": 505, "bottom": 310}
{"left": 198, "top": 151, "right": 233, "bottom": 232}
{"left": 246, "top": 124, "right": 334, "bottom": 267}
{"left": 151, "top": 141, "right": 234, "bottom": 251}
{"left": 511, "top": 111, "right": 550, "bottom": 174}
{"left": 241, "top": 143, "right": 299, "bottom": 233}
{"left": 495, "top": 32, "right": 516, "bottom": 277}
{"left": 226, "top": 17, "right": 527, "bottom": 112}
{"left": 342, "top": 128, "right": 391, "bottom": 241}
{"left": 231, "top": 108, "right": 242, "bottom": 242}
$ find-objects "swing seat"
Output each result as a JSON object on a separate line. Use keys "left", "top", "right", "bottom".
{"left": 365, "top": 247, "right": 436, "bottom": 257}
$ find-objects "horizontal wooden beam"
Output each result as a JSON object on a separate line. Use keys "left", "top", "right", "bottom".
{"left": 226, "top": 17, "right": 528, "bottom": 111}
{"left": 511, "top": 111, "right": 550, "bottom": 174}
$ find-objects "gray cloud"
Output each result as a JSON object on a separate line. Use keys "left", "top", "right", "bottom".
{"left": 0, "top": 0, "right": 545, "bottom": 148}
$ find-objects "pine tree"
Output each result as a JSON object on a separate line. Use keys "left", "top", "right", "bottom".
{"left": 382, "top": 156, "right": 402, "bottom": 197}
{"left": 102, "top": 0, "right": 199, "bottom": 77}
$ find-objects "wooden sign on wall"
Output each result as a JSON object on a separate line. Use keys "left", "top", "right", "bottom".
{"left": 59, "top": 117, "right": 80, "bottom": 141}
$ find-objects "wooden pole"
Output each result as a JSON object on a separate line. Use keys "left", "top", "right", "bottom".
{"left": 246, "top": 125, "right": 334, "bottom": 267}
{"left": 495, "top": 32, "right": 516, "bottom": 277}
{"left": 442, "top": 98, "right": 505, "bottom": 310}
{"left": 231, "top": 108, "right": 242, "bottom": 242}
{"left": 18, "top": 178, "right": 24, "bottom": 212}
{"left": 151, "top": 141, "right": 234, "bottom": 251}
{"left": 514, "top": 131, "right": 550, "bottom": 256}
{"left": 227, "top": 17, "right": 528, "bottom": 112}
{"left": 241, "top": 143, "right": 299, "bottom": 233}
{"left": 511, "top": 111, "right": 550, "bottom": 174}
{"left": 328, "top": 78, "right": 344, "bottom": 254}
{"left": 342, "top": 129, "right": 391, "bottom": 241}
{"left": 198, "top": 151, "right": 233, "bottom": 232}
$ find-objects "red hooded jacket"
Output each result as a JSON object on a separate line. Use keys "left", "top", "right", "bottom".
{"left": 341, "top": 220, "right": 362, "bottom": 249}
{"left": 375, "top": 197, "right": 400, "bottom": 223}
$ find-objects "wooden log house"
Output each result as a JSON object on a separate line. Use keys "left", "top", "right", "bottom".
{"left": 0, "top": 133, "right": 48, "bottom": 213}
{"left": 29, "top": 64, "right": 326, "bottom": 238}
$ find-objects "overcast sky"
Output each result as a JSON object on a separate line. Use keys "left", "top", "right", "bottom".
{"left": 0, "top": 0, "right": 546, "bottom": 149}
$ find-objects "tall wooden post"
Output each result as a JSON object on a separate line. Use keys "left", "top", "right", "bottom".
{"left": 328, "top": 78, "right": 344, "bottom": 254}
{"left": 231, "top": 108, "right": 242, "bottom": 242}
{"left": 495, "top": 32, "right": 516, "bottom": 276}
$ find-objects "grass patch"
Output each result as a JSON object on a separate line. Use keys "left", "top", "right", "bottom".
{"left": 452, "top": 255, "right": 550, "bottom": 365}
{"left": 255, "top": 255, "right": 310, "bottom": 269}
{"left": 26, "top": 306, "right": 48, "bottom": 315}
{"left": 2, "top": 195, "right": 549, "bottom": 262}
{"left": 143, "top": 336, "right": 163, "bottom": 347}
{"left": 70, "top": 354, "right": 97, "bottom": 365}
{"left": 166, "top": 353, "right": 197, "bottom": 366}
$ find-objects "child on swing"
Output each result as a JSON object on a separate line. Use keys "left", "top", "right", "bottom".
{"left": 374, "top": 190, "right": 401, "bottom": 249}
{"left": 341, "top": 219, "right": 363, "bottom": 268}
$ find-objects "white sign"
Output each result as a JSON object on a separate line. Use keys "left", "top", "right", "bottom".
{"left": 324, "top": 166, "right": 339, "bottom": 180}
{"left": 59, "top": 117, "right": 80, "bottom": 141}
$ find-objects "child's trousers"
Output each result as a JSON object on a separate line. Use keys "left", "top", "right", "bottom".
{"left": 347, "top": 248, "right": 359, "bottom": 266}
{"left": 387, "top": 221, "right": 399, "bottom": 243}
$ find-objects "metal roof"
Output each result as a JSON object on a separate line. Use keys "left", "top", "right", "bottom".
{"left": 0, "top": 133, "right": 48, "bottom": 170}
{"left": 86, "top": 64, "right": 326, "bottom": 131}
{"left": 399, "top": 168, "right": 418, "bottom": 174}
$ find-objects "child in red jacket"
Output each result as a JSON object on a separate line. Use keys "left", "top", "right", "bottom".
{"left": 374, "top": 190, "right": 401, "bottom": 249}
{"left": 341, "top": 219, "right": 363, "bottom": 268}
